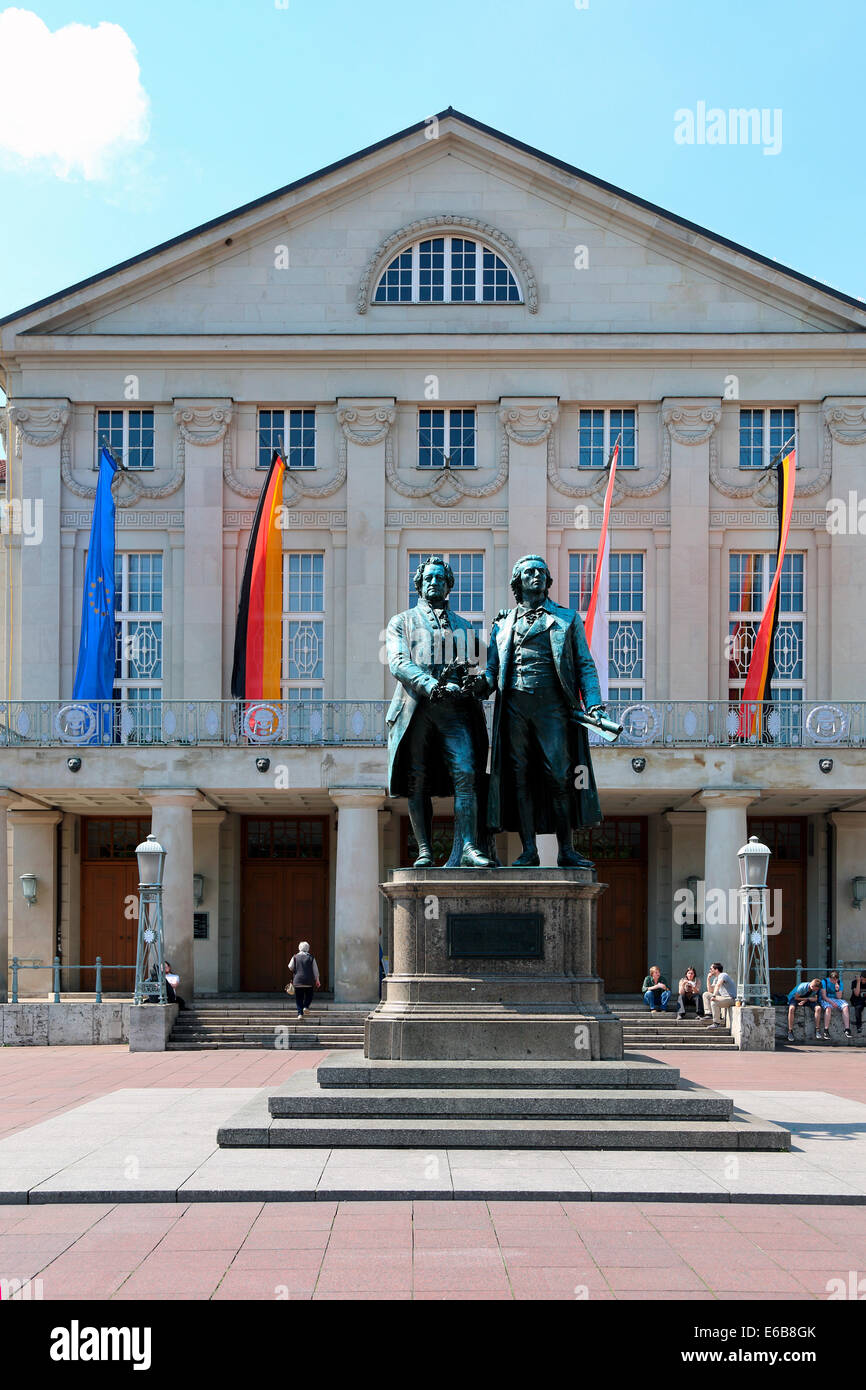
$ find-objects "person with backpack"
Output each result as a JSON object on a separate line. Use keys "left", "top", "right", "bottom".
{"left": 287, "top": 941, "right": 320, "bottom": 1019}
{"left": 817, "top": 971, "right": 852, "bottom": 1040}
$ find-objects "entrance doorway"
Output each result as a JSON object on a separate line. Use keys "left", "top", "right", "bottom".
{"left": 748, "top": 817, "right": 807, "bottom": 995}
{"left": 240, "top": 816, "right": 329, "bottom": 992}
{"left": 80, "top": 816, "right": 150, "bottom": 993}
{"left": 576, "top": 817, "right": 648, "bottom": 993}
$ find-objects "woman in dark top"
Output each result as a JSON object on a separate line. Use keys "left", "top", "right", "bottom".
{"left": 851, "top": 971, "right": 866, "bottom": 1034}
{"left": 287, "top": 941, "right": 320, "bottom": 1020}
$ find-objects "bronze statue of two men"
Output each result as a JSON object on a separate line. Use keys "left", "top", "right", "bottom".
{"left": 386, "top": 553, "right": 606, "bottom": 869}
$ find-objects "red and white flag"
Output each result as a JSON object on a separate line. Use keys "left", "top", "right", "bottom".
{"left": 584, "top": 439, "right": 619, "bottom": 699}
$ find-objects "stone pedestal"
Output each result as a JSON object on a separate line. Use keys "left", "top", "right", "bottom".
{"left": 366, "top": 868, "right": 622, "bottom": 1061}
{"left": 730, "top": 1003, "right": 776, "bottom": 1051}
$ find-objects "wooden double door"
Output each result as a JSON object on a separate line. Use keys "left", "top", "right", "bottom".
{"left": 577, "top": 818, "right": 648, "bottom": 994}
{"left": 80, "top": 817, "right": 150, "bottom": 993}
{"left": 241, "top": 816, "right": 330, "bottom": 992}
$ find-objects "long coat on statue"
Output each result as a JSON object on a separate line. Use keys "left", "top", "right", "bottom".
{"left": 484, "top": 599, "right": 603, "bottom": 835}
{"left": 386, "top": 602, "right": 489, "bottom": 799}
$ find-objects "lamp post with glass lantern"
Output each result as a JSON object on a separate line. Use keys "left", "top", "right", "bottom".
{"left": 133, "top": 833, "right": 167, "bottom": 1004}
{"left": 736, "top": 834, "right": 772, "bottom": 1006}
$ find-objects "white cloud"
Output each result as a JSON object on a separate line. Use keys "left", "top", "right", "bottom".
{"left": 0, "top": 7, "right": 150, "bottom": 180}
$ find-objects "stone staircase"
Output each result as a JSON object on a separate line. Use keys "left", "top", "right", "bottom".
{"left": 608, "top": 997, "right": 736, "bottom": 1050}
{"left": 167, "top": 995, "right": 368, "bottom": 1051}
{"left": 217, "top": 1053, "right": 788, "bottom": 1151}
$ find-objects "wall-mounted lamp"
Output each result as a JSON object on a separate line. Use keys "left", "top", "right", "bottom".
{"left": 192, "top": 873, "right": 205, "bottom": 907}
{"left": 19, "top": 872, "right": 37, "bottom": 907}
{"left": 852, "top": 876, "right": 866, "bottom": 911}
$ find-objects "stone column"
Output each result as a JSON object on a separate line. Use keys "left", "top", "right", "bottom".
{"left": 824, "top": 400, "right": 866, "bottom": 697}
{"left": 330, "top": 788, "right": 385, "bottom": 1004}
{"left": 666, "top": 810, "right": 706, "bottom": 985}
{"left": 664, "top": 400, "right": 720, "bottom": 700}
{"left": 7, "top": 808, "right": 62, "bottom": 998}
{"left": 191, "top": 810, "right": 226, "bottom": 995}
{"left": 830, "top": 812, "right": 866, "bottom": 968}
{"left": 142, "top": 790, "right": 200, "bottom": 1002}
{"left": 338, "top": 400, "right": 394, "bottom": 699}
{"left": 7, "top": 400, "right": 69, "bottom": 699}
{"left": 500, "top": 399, "right": 558, "bottom": 571}
{"left": 698, "top": 789, "right": 758, "bottom": 977}
{"left": 174, "top": 401, "right": 232, "bottom": 698}
{"left": 0, "top": 791, "right": 12, "bottom": 1002}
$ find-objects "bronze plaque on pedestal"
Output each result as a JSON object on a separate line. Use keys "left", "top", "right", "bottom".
{"left": 447, "top": 911, "right": 544, "bottom": 959}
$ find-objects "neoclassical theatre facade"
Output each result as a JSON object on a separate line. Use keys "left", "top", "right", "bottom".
{"left": 1, "top": 110, "right": 865, "bottom": 1003}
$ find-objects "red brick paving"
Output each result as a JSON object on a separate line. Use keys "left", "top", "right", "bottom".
{"left": 1, "top": 1045, "right": 865, "bottom": 1299}
{"left": 0, "top": 1200, "right": 864, "bottom": 1300}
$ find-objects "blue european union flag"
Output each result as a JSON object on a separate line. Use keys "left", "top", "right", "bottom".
{"left": 72, "top": 447, "right": 117, "bottom": 711}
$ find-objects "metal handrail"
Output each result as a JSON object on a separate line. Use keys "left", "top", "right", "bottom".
{"left": 0, "top": 697, "right": 862, "bottom": 749}
{"left": 9, "top": 955, "right": 134, "bottom": 1004}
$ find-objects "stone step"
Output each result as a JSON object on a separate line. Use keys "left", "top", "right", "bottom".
{"left": 217, "top": 1097, "right": 788, "bottom": 1151}
{"left": 315, "top": 1054, "right": 681, "bottom": 1090}
{"left": 266, "top": 1085, "right": 733, "bottom": 1122}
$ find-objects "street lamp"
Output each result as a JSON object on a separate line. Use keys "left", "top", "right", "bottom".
{"left": 133, "top": 833, "right": 167, "bottom": 1004}
{"left": 736, "top": 834, "right": 772, "bottom": 1006}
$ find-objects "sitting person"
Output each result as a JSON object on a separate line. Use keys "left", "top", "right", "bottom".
{"left": 641, "top": 965, "right": 671, "bottom": 1014}
{"left": 702, "top": 963, "right": 721, "bottom": 1019}
{"left": 786, "top": 978, "right": 823, "bottom": 1042}
{"left": 850, "top": 970, "right": 866, "bottom": 1035}
{"left": 676, "top": 965, "right": 704, "bottom": 1021}
{"left": 705, "top": 962, "right": 736, "bottom": 1028}
{"left": 818, "top": 971, "right": 852, "bottom": 1040}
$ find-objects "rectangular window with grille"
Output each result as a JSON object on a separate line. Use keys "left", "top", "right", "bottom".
{"left": 417, "top": 408, "right": 476, "bottom": 468}
{"left": 113, "top": 552, "right": 163, "bottom": 741}
{"left": 578, "top": 408, "right": 636, "bottom": 468}
{"left": 283, "top": 553, "right": 324, "bottom": 703}
{"left": 728, "top": 551, "right": 805, "bottom": 739}
{"left": 95, "top": 409, "right": 154, "bottom": 469}
{"left": 738, "top": 408, "right": 797, "bottom": 469}
{"left": 257, "top": 408, "right": 316, "bottom": 469}
{"left": 569, "top": 551, "right": 645, "bottom": 702}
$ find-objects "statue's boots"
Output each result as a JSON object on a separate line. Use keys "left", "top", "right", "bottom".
{"left": 413, "top": 847, "right": 435, "bottom": 868}
{"left": 460, "top": 845, "right": 494, "bottom": 868}
{"left": 512, "top": 846, "right": 540, "bottom": 867}
{"left": 552, "top": 793, "right": 594, "bottom": 869}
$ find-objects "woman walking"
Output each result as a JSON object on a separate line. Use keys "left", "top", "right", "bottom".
{"left": 287, "top": 941, "right": 320, "bottom": 1019}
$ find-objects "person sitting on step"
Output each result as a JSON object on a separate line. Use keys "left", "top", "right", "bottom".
{"left": 785, "top": 978, "right": 823, "bottom": 1042}
{"left": 705, "top": 962, "right": 736, "bottom": 1028}
{"left": 676, "top": 966, "right": 704, "bottom": 1022}
{"left": 641, "top": 965, "right": 671, "bottom": 1014}
{"left": 818, "top": 971, "right": 852, "bottom": 1041}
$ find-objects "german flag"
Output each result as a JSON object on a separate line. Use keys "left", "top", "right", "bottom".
{"left": 231, "top": 450, "right": 285, "bottom": 699}
{"left": 739, "top": 447, "right": 796, "bottom": 737}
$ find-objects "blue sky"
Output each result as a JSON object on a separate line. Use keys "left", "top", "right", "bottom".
{"left": 0, "top": 0, "right": 864, "bottom": 320}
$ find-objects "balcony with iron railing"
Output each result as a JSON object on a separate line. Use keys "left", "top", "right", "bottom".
{"left": 0, "top": 698, "right": 862, "bottom": 749}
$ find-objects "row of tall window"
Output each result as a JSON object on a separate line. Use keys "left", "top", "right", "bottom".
{"left": 94, "top": 406, "right": 798, "bottom": 472}
{"left": 104, "top": 550, "right": 805, "bottom": 729}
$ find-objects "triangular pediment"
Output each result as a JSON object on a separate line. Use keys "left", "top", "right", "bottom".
{"left": 4, "top": 110, "right": 865, "bottom": 340}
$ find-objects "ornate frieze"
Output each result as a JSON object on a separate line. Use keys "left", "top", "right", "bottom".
{"left": 61, "top": 510, "right": 183, "bottom": 529}
{"left": 224, "top": 510, "right": 347, "bottom": 529}
{"left": 709, "top": 509, "right": 829, "bottom": 529}
{"left": 823, "top": 399, "right": 866, "bottom": 445}
{"left": 386, "top": 509, "right": 508, "bottom": 527}
{"left": 357, "top": 215, "right": 539, "bottom": 314}
{"left": 548, "top": 509, "right": 671, "bottom": 529}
